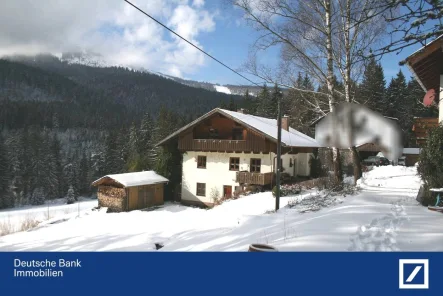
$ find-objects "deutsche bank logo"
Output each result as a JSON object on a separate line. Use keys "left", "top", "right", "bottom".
{"left": 399, "top": 259, "right": 429, "bottom": 289}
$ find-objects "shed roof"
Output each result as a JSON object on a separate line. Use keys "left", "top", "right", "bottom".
{"left": 157, "top": 108, "right": 320, "bottom": 148}
{"left": 92, "top": 171, "right": 169, "bottom": 188}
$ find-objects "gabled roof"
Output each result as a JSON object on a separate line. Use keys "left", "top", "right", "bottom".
{"left": 92, "top": 171, "right": 169, "bottom": 188}
{"left": 157, "top": 108, "right": 320, "bottom": 148}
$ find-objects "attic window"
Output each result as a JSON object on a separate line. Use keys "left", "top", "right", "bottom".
{"left": 232, "top": 128, "right": 243, "bottom": 140}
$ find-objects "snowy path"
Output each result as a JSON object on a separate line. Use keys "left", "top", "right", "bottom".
{"left": 0, "top": 166, "right": 442, "bottom": 251}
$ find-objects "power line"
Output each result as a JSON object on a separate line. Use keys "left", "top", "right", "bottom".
{"left": 124, "top": 0, "right": 261, "bottom": 87}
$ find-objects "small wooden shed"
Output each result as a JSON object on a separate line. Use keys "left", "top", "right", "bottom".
{"left": 92, "top": 171, "right": 169, "bottom": 212}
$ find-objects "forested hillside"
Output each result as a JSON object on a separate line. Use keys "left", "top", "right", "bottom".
{"left": 0, "top": 56, "right": 243, "bottom": 208}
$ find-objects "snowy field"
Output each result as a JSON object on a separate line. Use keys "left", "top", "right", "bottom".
{"left": 0, "top": 198, "right": 98, "bottom": 236}
{"left": 0, "top": 166, "right": 442, "bottom": 251}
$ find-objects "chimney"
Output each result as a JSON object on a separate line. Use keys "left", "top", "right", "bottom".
{"left": 237, "top": 108, "right": 246, "bottom": 114}
{"left": 282, "top": 115, "right": 289, "bottom": 131}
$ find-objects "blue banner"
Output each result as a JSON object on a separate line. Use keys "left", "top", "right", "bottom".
{"left": 0, "top": 252, "right": 440, "bottom": 295}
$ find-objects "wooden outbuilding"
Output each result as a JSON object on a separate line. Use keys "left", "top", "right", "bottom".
{"left": 92, "top": 171, "right": 168, "bottom": 212}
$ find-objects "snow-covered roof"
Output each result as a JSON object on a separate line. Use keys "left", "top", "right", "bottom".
{"left": 92, "top": 171, "right": 168, "bottom": 187}
{"left": 403, "top": 148, "right": 421, "bottom": 155}
{"left": 220, "top": 109, "right": 320, "bottom": 147}
{"left": 157, "top": 108, "right": 320, "bottom": 148}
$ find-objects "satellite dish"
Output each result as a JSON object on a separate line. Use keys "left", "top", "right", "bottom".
{"left": 423, "top": 89, "right": 436, "bottom": 106}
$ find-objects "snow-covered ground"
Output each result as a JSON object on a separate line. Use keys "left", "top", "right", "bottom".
{"left": 0, "top": 198, "right": 97, "bottom": 236}
{"left": 1, "top": 166, "right": 442, "bottom": 251}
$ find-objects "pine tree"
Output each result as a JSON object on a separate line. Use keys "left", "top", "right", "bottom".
{"left": 104, "top": 131, "right": 123, "bottom": 174}
{"left": 51, "top": 134, "right": 64, "bottom": 198}
{"left": 138, "top": 112, "right": 156, "bottom": 170}
{"left": 243, "top": 89, "right": 256, "bottom": 114}
{"left": 385, "top": 70, "right": 407, "bottom": 119}
{"left": 155, "top": 109, "right": 182, "bottom": 201}
{"left": 42, "top": 131, "right": 59, "bottom": 199}
{"left": 256, "top": 85, "right": 273, "bottom": 118}
{"left": 78, "top": 151, "right": 89, "bottom": 195}
{"left": 126, "top": 123, "right": 140, "bottom": 171}
{"left": 271, "top": 84, "right": 282, "bottom": 117}
{"left": 228, "top": 96, "right": 237, "bottom": 111}
{"left": 0, "top": 134, "right": 13, "bottom": 209}
{"left": 30, "top": 187, "right": 45, "bottom": 205}
{"left": 66, "top": 185, "right": 75, "bottom": 205}
{"left": 63, "top": 157, "right": 79, "bottom": 200}
{"left": 286, "top": 74, "right": 316, "bottom": 136}
{"left": 359, "top": 57, "right": 386, "bottom": 113}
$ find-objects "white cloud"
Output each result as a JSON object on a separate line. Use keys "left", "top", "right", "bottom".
{"left": 192, "top": 0, "right": 205, "bottom": 8}
{"left": 0, "top": 0, "right": 216, "bottom": 77}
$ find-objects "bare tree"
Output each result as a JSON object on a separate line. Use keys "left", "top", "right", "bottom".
{"left": 233, "top": 0, "right": 348, "bottom": 182}
{"left": 333, "top": 0, "right": 388, "bottom": 183}
{"left": 364, "top": 0, "right": 443, "bottom": 59}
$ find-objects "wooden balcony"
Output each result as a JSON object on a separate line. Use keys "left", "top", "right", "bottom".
{"left": 236, "top": 172, "right": 274, "bottom": 186}
{"left": 188, "top": 139, "right": 248, "bottom": 152}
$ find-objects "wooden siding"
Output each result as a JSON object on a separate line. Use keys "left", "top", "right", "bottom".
{"left": 236, "top": 172, "right": 273, "bottom": 185}
{"left": 412, "top": 117, "right": 439, "bottom": 145}
{"left": 179, "top": 128, "right": 268, "bottom": 153}
{"left": 128, "top": 187, "right": 138, "bottom": 210}
{"left": 127, "top": 184, "right": 164, "bottom": 211}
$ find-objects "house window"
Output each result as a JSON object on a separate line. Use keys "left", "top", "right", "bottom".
{"left": 229, "top": 157, "right": 240, "bottom": 171}
{"left": 197, "top": 156, "right": 206, "bottom": 169}
{"left": 250, "top": 158, "right": 261, "bottom": 173}
{"left": 232, "top": 128, "right": 243, "bottom": 140}
{"left": 196, "top": 183, "right": 206, "bottom": 197}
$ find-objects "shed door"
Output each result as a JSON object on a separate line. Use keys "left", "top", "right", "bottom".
{"left": 138, "top": 186, "right": 155, "bottom": 209}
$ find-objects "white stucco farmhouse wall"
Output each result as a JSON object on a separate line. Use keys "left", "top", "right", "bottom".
{"left": 181, "top": 151, "right": 312, "bottom": 205}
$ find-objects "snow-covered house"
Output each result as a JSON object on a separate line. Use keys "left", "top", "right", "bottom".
{"left": 405, "top": 35, "right": 443, "bottom": 122}
{"left": 157, "top": 108, "right": 320, "bottom": 207}
{"left": 92, "top": 171, "right": 169, "bottom": 212}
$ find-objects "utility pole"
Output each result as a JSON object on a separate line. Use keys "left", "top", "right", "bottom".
{"left": 275, "top": 91, "right": 282, "bottom": 211}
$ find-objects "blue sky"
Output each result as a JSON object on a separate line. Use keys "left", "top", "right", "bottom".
{"left": 181, "top": 1, "right": 418, "bottom": 86}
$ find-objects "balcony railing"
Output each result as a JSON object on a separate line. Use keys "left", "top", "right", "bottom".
{"left": 236, "top": 172, "right": 273, "bottom": 186}
{"left": 191, "top": 139, "right": 248, "bottom": 152}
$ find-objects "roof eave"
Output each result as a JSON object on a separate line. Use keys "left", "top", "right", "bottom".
{"left": 405, "top": 61, "right": 427, "bottom": 92}
{"left": 156, "top": 108, "right": 293, "bottom": 148}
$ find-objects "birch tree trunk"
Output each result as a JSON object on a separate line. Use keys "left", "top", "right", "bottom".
{"left": 343, "top": 0, "right": 362, "bottom": 184}
{"left": 325, "top": 0, "right": 343, "bottom": 184}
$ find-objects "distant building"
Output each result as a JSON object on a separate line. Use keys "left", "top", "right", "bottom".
{"left": 92, "top": 171, "right": 168, "bottom": 212}
{"left": 310, "top": 114, "right": 399, "bottom": 160}
{"left": 158, "top": 108, "right": 320, "bottom": 207}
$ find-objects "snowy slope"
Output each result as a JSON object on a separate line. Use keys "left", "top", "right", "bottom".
{"left": 1, "top": 166, "right": 442, "bottom": 251}
{"left": 214, "top": 85, "right": 232, "bottom": 94}
{"left": 56, "top": 52, "right": 264, "bottom": 96}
